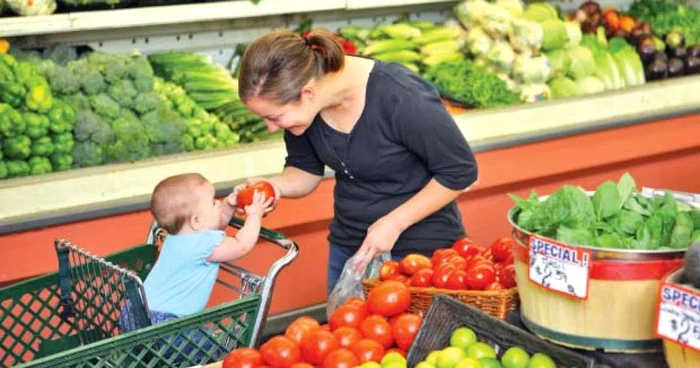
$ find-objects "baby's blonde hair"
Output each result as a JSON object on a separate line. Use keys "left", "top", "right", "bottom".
{"left": 150, "top": 173, "right": 208, "bottom": 234}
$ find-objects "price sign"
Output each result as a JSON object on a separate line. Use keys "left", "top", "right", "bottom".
{"left": 528, "top": 235, "right": 592, "bottom": 300}
{"left": 656, "top": 283, "right": 700, "bottom": 352}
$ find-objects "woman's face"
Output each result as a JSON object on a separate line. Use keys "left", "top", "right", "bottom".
{"left": 245, "top": 93, "right": 318, "bottom": 136}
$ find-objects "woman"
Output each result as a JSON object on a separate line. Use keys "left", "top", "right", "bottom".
{"left": 236, "top": 28, "right": 478, "bottom": 295}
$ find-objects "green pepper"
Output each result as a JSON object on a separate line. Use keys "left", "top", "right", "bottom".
{"left": 23, "top": 112, "right": 50, "bottom": 139}
{"left": 0, "top": 161, "right": 7, "bottom": 179}
{"left": 0, "top": 105, "right": 25, "bottom": 137}
{"left": 14, "top": 62, "right": 37, "bottom": 85}
{"left": 52, "top": 132, "right": 74, "bottom": 154}
{"left": 0, "top": 64, "right": 15, "bottom": 84}
{"left": 24, "top": 76, "right": 53, "bottom": 113}
{"left": 6, "top": 160, "right": 30, "bottom": 178}
{"left": 31, "top": 136, "right": 55, "bottom": 157}
{"left": 50, "top": 153, "right": 73, "bottom": 172}
{"left": 29, "top": 156, "right": 52, "bottom": 175}
{"left": 181, "top": 134, "right": 194, "bottom": 152}
{"left": 48, "top": 100, "right": 76, "bottom": 134}
{"left": 0, "top": 54, "right": 18, "bottom": 69}
{"left": 3, "top": 135, "right": 31, "bottom": 160}
{"left": 0, "top": 82, "right": 27, "bottom": 108}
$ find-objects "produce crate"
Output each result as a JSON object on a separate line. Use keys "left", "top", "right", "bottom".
{"left": 406, "top": 294, "right": 596, "bottom": 368}
{"left": 361, "top": 277, "right": 519, "bottom": 319}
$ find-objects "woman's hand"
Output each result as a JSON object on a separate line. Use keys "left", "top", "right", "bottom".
{"left": 354, "top": 216, "right": 404, "bottom": 272}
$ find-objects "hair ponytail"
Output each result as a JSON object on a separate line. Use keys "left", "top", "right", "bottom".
{"left": 238, "top": 28, "right": 345, "bottom": 105}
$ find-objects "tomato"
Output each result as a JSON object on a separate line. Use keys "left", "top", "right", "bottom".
{"left": 399, "top": 254, "right": 432, "bottom": 276}
{"left": 481, "top": 248, "right": 494, "bottom": 261}
{"left": 319, "top": 324, "right": 331, "bottom": 331}
{"left": 501, "top": 254, "right": 515, "bottom": 266}
{"left": 237, "top": 181, "right": 276, "bottom": 207}
{"left": 322, "top": 348, "right": 359, "bottom": 368}
{"left": 351, "top": 339, "right": 385, "bottom": 363}
{"left": 494, "top": 262, "right": 505, "bottom": 271}
{"left": 465, "top": 265, "right": 497, "bottom": 291}
{"left": 290, "top": 364, "right": 314, "bottom": 368}
{"left": 465, "top": 256, "right": 491, "bottom": 272}
{"left": 490, "top": 237, "right": 515, "bottom": 262}
{"left": 431, "top": 248, "right": 459, "bottom": 266}
{"left": 366, "top": 281, "right": 411, "bottom": 317}
{"left": 452, "top": 238, "right": 482, "bottom": 259}
{"left": 329, "top": 305, "right": 367, "bottom": 331}
{"left": 432, "top": 263, "right": 456, "bottom": 289}
{"left": 285, "top": 316, "right": 320, "bottom": 345}
{"left": 343, "top": 298, "right": 369, "bottom": 316}
{"left": 260, "top": 336, "right": 301, "bottom": 368}
{"left": 485, "top": 281, "right": 504, "bottom": 291}
{"left": 333, "top": 327, "right": 362, "bottom": 349}
{"left": 445, "top": 270, "right": 468, "bottom": 290}
{"left": 379, "top": 260, "right": 401, "bottom": 281}
{"left": 446, "top": 255, "right": 467, "bottom": 270}
{"left": 410, "top": 268, "right": 433, "bottom": 287}
{"left": 221, "top": 348, "right": 263, "bottom": 368}
{"left": 300, "top": 329, "right": 339, "bottom": 365}
{"left": 359, "top": 315, "right": 394, "bottom": 349}
{"left": 497, "top": 264, "right": 517, "bottom": 289}
{"left": 391, "top": 313, "right": 423, "bottom": 351}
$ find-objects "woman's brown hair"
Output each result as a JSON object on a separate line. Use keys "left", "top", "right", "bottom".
{"left": 238, "top": 28, "right": 345, "bottom": 104}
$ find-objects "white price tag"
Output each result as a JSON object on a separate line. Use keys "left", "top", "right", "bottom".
{"left": 656, "top": 283, "right": 700, "bottom": 352}
{"left": 528, "top": 236, "right": 592, "bottom": 300}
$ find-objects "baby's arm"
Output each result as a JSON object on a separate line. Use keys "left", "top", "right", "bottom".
{"left": 206, "top": 191, "right": 273, "bottom": 263}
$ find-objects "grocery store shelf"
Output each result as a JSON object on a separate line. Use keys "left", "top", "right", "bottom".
{"left": 0, "top": 76, "right": 699, "bottom": 234}
{"left": 0, "top": 0, "right": 346, "bottom": 38}
{"left": 346, "top": 0, "right": 457, "bottom": 10}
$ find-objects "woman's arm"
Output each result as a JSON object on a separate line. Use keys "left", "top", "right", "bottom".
{"left": 268, "top": 166, "right": 323, "bottom": 199}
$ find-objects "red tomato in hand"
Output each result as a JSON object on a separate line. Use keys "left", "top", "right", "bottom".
{"left": 237, "top": 181, "right": 276, "bottom": 207}
{"left": 260, "top": 336, "right": 301, "bottom": 368}
{"left": 391, "top": 313, "right": 423, "bottom": 351}
{"left": 432, "top": 263, "right": 456, "bottom": 289}
{"left": 491, "top": 237, "right": 515, "bottom": 263}
{"left": 285, "top": 316, "right": 320, "bottom": 345}
{"left": 399, "top": 254, "right": 432, "bottom": 276}
{"left": 222, "top": 348, "right": 263, "bottom": 368}
{"left": 329, "top": 305, "right": 367, "bottom": 331}
{"left": 367, "top": 281, "right": 411, "bottom": 317}
{"left": 351, "top": 339, "right": 385, "bottom": 363}
{"left": 410, "top": 268, "right": 433, "bottom": 287}
{"left": 465, "top": 265, "right": 497, "bottom": 291}
{"left": 322, "top": 348, "right": 359, "bottom": 368}
{"left": 359, "top": 315, "right": 394, "bottom": 349}
{"left": 432, "top": 248, "right": 459, "bottom": 266}
{"left": 300, "top": 329, "right": 339, "bottom": 365}
{"left": 446, "top": 270, "right": 468, "bottom": 290}
{"left": 497, "top": 264, "right": 517, "bottom": 289}
{"left": 452, "top": 238, "right": 482, "bottom": 258}
{"left": 379, "top": 261, "right": 401, "bottom": 281}
{"left": 333, "top": 327, "right": 362, "bottom": 349}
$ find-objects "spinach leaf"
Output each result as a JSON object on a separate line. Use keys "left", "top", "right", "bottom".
{"left": 670, "top": 212, "right": 694, "bottom": 248}
{"left": 556, "top": 226, "right": 597, "bottom": 246}
{"left": 692, "top": 230, "right": 700, "bottom": 246}
{"left": 690, "top": 210, "right": 700, "bottom": 230}
{"left": 597, "top": 233, "right": 633, "bottom": 249}
{"left": 617, "top": 172, "right": 636, "bottom": 207}
{"left": 623, "top": 196, "right": 651, "bottom": 216}
{"left": 593, "top": 181, "right": 622, "bottom": 220}
{"left": 614, "top": 210, "right": 645, "bottom": 235}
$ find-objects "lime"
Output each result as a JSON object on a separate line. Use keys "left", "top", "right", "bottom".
{"left": 382, "top": 352, "right": 407, "bottom": 366}
{"left": 416, "top": 362, "right": 437, "bottom": 368}
{"left": 479, "top": 357, "right": 503, "bottom": 368}
{"left": 450, "top": 327, "right": 478, "bottom": 350}
{"left": 382, "top": 361, "right": 408, "bottom": 368}
{"left": 455, "top": 357, "right": 483, "bottom": 368}
{"left": 437, "top": 347, "right": 467, "bottom": 368}
{"left": 501, "top": 346, "right": 530, "bottom": 368}
{"left": 427, "top": 351, "right": 441, "bottom": 364}
{"left": 527, "top": 353, "right": 556, "bottom": 368}
{"left": 360, "top": 363, "right": 382, "bottom": 368}
{"left": 466, "top": 342, "right": 497, "bottom": 360}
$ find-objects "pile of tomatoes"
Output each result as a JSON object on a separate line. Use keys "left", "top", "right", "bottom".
{"left": 379, "top": 237, "right": 517, "bottom": 291}
{"left": 222, "top": 280, "right": 421, "bottom": 368}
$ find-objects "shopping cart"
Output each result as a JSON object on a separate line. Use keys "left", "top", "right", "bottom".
{"left": 0, "top": 217, "right": 298, "bottom": 368}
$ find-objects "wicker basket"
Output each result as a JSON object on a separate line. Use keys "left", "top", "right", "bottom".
{"left": 361, "top": 277, "right": 519, "bottom": 319}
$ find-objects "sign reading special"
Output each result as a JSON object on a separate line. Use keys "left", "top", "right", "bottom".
{"left": 528, "top": 235, "right": 592, "bottom": 300}
{"left": 656, "top": 283, "right": 700, "bottom": 352}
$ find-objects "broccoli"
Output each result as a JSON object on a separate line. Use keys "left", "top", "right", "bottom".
{"left": 89, "top": 94, "right": 121, "bottom": 119}
{"left": 42, "top": 45, "right": 78, "bottom": 66}
{"left": 29, "top": 156, "right": 52, "bottom": 175}
{"left": 133, "top": 92, "right": 165, "bottom": 115}
{"left": 102, "top": 56, "right": 129, "bottom": 84}
{"left": 141, "top": 108, "right": 186, "bottom": 144}
{"left": 107, "top": 79, "right": 138, "bottom": 109}
{"left": 120, "top": 108, "right": 139, "bottom": 123}
{"left": 33, "top": 60, "right": 56, "bottom": 77}
{"left": 0, "top": 161, "right": 7, "bottom": 179}
{"left": 126, "top": 55, "right": 156, "bottom": 93}
{"left": 64, "top": 93, "right": 91, "bottom": 111}
{"left": 46, "top": 64, "right": 80, "bottom": 95}
{"left": 182, "top": 134, "right": 195, "bottom": 152}
{"left": 74, "top": 110, "right": 114, "bottom": 144}
{"left": 31, "top": 136, "right": 55, "bottom": 157}
{"left": 71, "top": 141, "right": 104, "bottom": 168}
{"left": 85, "top": 52, "right": 114, "bottom": 72}
{"left": 105, "top": 117, "right": 151, "bottom": 163}
{"left": 79, "top": 67, "right": 107, "bottom": 96}
{"left": 150, "top": 140, "right": 185, "bottom": 156}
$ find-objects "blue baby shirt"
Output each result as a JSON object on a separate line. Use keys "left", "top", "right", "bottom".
{"left": 143, "top": 230, "right": 225, "bottom": 316}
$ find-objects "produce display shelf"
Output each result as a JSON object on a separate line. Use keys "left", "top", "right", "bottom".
{"left": 345, "top": 0, "right": 457, "bottom": 10}
{"left": 0, "top": 75, "right": 698, "bottom": 234}
{"left": 0, "top": 0, "right": 346, "bottom": 38}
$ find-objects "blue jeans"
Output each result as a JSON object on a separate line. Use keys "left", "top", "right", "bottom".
{"left": 327, "top": 243, "right": 403, "bottom": 296}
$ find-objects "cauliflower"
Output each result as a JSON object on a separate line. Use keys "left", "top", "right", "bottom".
{"left": 466, "top": 27, "right": 493, "bottom": 56}
{"left": 481, "top": 3, "right": 512, "bottom": 39}
{"left": 485, "top": 40, "right": 516, "bottom": 73}
{"left": 6, "top": 0, "right": 56, "bottom": 16}
{"left": 508, "top": 19, "right": 543, "bottom": 53}
{"left": 454, "top": 0, "right": 490, "bottom": 29}
{"left": 512, "top": 53, "right": 553, "bottom": 84}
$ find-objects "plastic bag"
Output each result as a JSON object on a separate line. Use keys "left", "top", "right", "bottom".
{"left": 326, "top": 251, "right": 391, "bottom": 319}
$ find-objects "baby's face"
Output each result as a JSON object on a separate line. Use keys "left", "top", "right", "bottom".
{"left": 192, "top": 180, "right": 223, "bottom": 230}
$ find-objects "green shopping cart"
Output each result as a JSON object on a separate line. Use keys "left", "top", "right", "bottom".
{"left": 0, "top": 217, "right": 298, "bottom": 368}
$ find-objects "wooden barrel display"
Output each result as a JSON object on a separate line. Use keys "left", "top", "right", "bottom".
{"left": 509, "top": 208, "right": 685, "bottom": 353}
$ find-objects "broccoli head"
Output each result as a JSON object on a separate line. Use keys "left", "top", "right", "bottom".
{"left": 42, "top": 45, "right": 78, "bottom": 66}
{"left": 133, "top": 92, "right": 165, "bottom": 115}
{"left": 105, "top": 117, "right": 151, "bottom": 163}
{"left": 107, "top": 79, "right": 138, "bottom": 109}
{"left": 74, "top": 109, "right": 114, "bottom": 144}
{"left": 141, "top": 108, "right": 187, "bottom": 144}
{"left": 79, "top": 67, "right": 107, "bottom": 96}
{"left": 101, "top": 54, "right": 131, "bottom": 84}
{"left": 120, "top": 108, "right": 139, "bottom": 123}
{"left": 89, "top": 94, "right": 121, "bottom": 119}
{"left": 72, "top": 141, "right": 104, "bottom": 168}
{"left": 63, "top": 93, "right": 91, "bottom": 111}
{"left": 46, "top": 64, "right": 80, "bottom": 95}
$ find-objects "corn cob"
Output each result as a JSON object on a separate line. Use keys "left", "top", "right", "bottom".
{"left": 422, "top": 51, "right": 465, "bottom": 67}
{"left": 361, "top": 39, "right": 417, "bottom": 56}
{"left": 409, "top": 20, "right": 438, "bottom": 31}
{"left": 420, "top": 40, "right": 462, "bottom": 56}
{"left": 378, "top": 24, "right": 422, "bottom": 40}
{"left": 400, "top": 63, "right": 421, "bottom": 74}
{"left": 373, "top": 50, "right": 422, "bottom": 63}
{"left": 414, "top": 27, "right": 463, "bottom": 45}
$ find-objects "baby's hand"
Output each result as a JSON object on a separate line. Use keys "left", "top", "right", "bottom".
{"left": 226, "top": 186, "right": 242, "bottom": 208}
{"left": 244, "top": 190, "right": 274, "bottom": 217}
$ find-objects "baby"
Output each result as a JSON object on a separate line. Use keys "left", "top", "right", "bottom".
{"left": 120, "top": 173, "right": 272, "bottom": 331}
